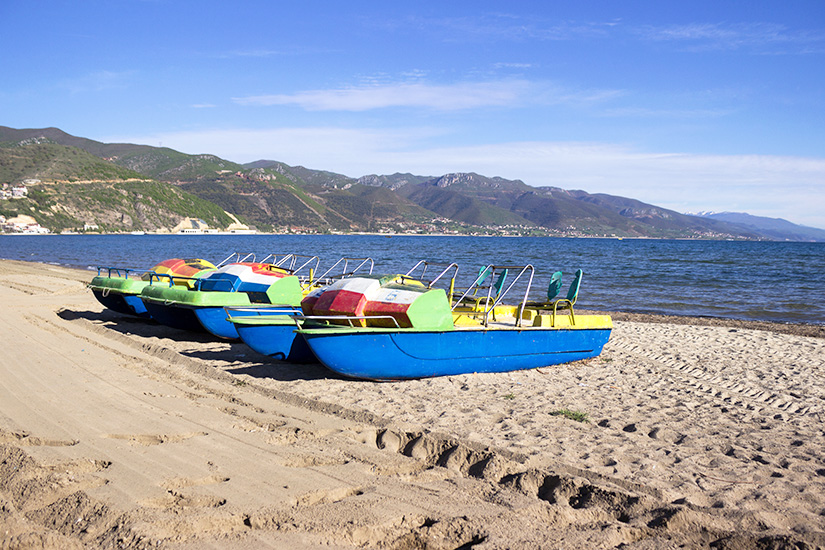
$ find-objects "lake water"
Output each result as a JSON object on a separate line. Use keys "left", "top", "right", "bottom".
{"left": 1, "top": 234, "right": 823, "bottom": 325}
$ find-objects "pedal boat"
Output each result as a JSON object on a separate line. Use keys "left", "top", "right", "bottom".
{"left": 139, "top": 254, "right": 316, "bottom": 337}
{"left": 227, "top": 260, "right": 454, "bottom": 363}
{"left": 224, "top": 305, "right": 314, "bottom": 362}
{"left": 88, "top": 258, "right": 217, "bottom": 318}
{"left": 295, "top": 265, "right": 612, "bottom": 380}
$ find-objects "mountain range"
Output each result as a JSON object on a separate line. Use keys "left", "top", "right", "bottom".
{"left": 2, "top": 125, "right": 823, "bottom": 241}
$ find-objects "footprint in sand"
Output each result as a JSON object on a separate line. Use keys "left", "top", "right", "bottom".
{"left": 0, "top": 429, "right": 78, "bottom": 447}
{"left": 103, "top": 432, "right": 207, "bottom": 446}
{"left": 141, "top": 490, "right": 227, "bottom": 509}
{"left": 161, "top": 474, "right": 230, "bottom": 490}
{"left": 137, "top": 475, "right": 231, "bottom": 510}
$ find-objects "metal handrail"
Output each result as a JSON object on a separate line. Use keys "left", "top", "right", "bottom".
{"left": 258, "top": 253, "right": 315, "bottom": 273}
{"left": 95, "top": 265, "right": 144, "bottom": 278}
{"left": 264, "top": 254, "right": 320, "bottom": 285}
{"left": 313, "top": 257, "right": 374, "bottom": 284}
{"left": 270, "top": 254, "right": 320, "bottom": 275}
{"left": 259, "top": 253, "right": 285, "bottom": 268}
{"left": 224, "top": 304, "right": 303, "bottom": 318}
{"left": 451, "top": 264, "right": 535, "bottom": 327}
{"left": 403, "top": 260, "right": 460, "bottom": 289}
{"left": 215, "top": 252, "right": 256, "bottom": 267}
{"left": 486, "top": 265, "right": 534, "bottom": 327}
{"left": 451, "top": 264, "right": 495, "bottom": 309}
{"left": 292, "top": 314, "right": 401, "bottom": 329}
{"left": 147, "top": 271, "right": 202, "bottom": 288}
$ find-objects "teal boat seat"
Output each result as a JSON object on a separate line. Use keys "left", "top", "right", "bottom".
{"left": 524, "top": 270, "right": 562, "bottom": 306}
{"left": 454, "top": 266, "right": 508, "bottom": 311}
{"left": 546, "top": 271, "right": 563, "bottom": 301}
{"left": 550, "top": 269, "right": 582, "bottom": 326}
{"left": 492, "top": 269, "right": 508, "bottom": 297}
{"left": 521, "top": 269, "right": 581, "bottom": 326}
{"left": 452, "top": 266, "right": 490, "bottom": 301}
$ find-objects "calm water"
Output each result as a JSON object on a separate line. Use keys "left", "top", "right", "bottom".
{"left": 1, "top": 234, "right": 823, "bottom": 325}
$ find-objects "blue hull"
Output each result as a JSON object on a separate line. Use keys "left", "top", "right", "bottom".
{"left": 141, "top": 301, "right": 206, "bottom": 333}
{"left": 300, "top": 327, "right": 611, "bottom": 380}
{"left": 92, "top": 290, "right": 150, "bottom": 318}
{"left": 195, "top": 305, "right": 303, "bottom": 341}
{"left": 233, "top": 318, "right": 315, "bottom": 363}
{"left": 123, "top": 295, "right": 150, "bottom": 317}
{"left": 193, "top": 306, "right": 241, "bottom": 339}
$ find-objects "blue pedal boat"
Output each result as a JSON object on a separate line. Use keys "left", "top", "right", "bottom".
{"left": 227, "top": 260, "right": 456, "bottom": 364}
{"left": 294, "top": 264, "right": 612, "bottom": 380}
{"left": 225, "top": 257, "right": 377, "bottom": 360}
{"left": 298, "top": 316, "right": 612, "bottom": 380}
{"left": 225, "top": 306, "right": 314, "bottom": 362}
{"left": 139, "top": 254, "right": 315, "bottom": 337}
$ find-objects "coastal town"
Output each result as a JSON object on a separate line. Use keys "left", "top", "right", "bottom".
{"left": 1, "top": 182, "right": 50, "bottom": 233}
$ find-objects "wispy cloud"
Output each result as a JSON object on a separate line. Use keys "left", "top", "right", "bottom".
{"left": 373, "top": 13, "right": 825, "bottom": 55}
{"left": 637, "top": 22, "right": 825, "bottom": 54}
{"left": 492, "top": 62, "right": 535, "bottom": 70}
{"left": 600, "top": 106, "right": 733, "bottom": 118}
{"left": 381, "top": 13, "right": 613, "bottom": 43}
{"left": 215, "top": 46, "right": 340, "bottom": 59}
{"left": 222, "top": 49, "right": 285, "bottom": 58}
{"left": 59, "top": 70, "right": 135, "bottom": 93}
{"left": 233, "top": 79, "right": 621, "bottom": 111}
{"left": 234, "top": 80, "right": 532, "bottom": 111}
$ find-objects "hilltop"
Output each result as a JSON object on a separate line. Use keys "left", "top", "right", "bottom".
{"left": 1, "top": 126, "right": 822, "bottom": 240}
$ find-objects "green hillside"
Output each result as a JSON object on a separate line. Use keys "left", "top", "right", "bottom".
{"left": 0, "top": 134, "right": 234, "bottom": 232}
{"left": 356, "top": 173, "right": 432, "bottom": 190}
{"left": 179, "top": 177, "right": 335, "bottom": 232}
{"left": 0, "top": 179, "right": 232, "bottom": 233}
{"left": 245, "top": 160, "right": 355, "bottom": 188}
{"left": 116, "top": 149, "right": 243, "bottom": 182}
{"left": 0, "top": 126, "right": 242, "bottom": 183}
{"left": 0, "top": 141, "right": 145, "bottom": 182}
{"left": 399, "top": 184, "right": 533, "bottom": 227}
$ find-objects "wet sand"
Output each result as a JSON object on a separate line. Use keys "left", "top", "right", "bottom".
{"left": 1, "top": 259, "right": 824, "bottom": 549}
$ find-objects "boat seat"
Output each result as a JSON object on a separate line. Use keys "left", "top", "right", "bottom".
{"left": 521, "top": 270, "right": 581, "bottom": 326}
{"left": 551, "top": 269, "right": 582, "bottom": 326}
{"left": 545, "top": 271, "right": 563, "bottom": 301}
{"left": 453, "top": 267, "right": 508, "bottom": 321}
{"left": 523, "top": 271, "right": 561, "bottom": 306}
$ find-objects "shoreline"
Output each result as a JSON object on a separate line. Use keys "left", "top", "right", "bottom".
{"left": 4, "top": 258, "right": 822, "bottom": 337}
{"left": 4, "top": 230, "right": 818, "bottom": 242}
{"left": 2, "top": 259, "right": 825, "bottom": 548}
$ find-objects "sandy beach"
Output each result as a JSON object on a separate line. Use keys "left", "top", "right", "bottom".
{"left": 1, "top": 259, "right": 824, "bottom": 549}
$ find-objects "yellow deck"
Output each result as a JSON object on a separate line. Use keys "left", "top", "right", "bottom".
{"left": 452, "top": 308, "right": 612, "bottom": 329}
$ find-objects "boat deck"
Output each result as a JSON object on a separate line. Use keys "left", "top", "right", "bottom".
{"left": 451, "top": 311, "right": 612, "bottom": 330}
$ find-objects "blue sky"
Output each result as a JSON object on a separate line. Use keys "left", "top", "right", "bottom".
{"left": 3, "top": 1, "right": 825, "bottom": 228}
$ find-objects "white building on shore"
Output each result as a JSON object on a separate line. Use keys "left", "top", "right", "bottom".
{"left": 1, "top": 214, "right": 50, "bottom": 234}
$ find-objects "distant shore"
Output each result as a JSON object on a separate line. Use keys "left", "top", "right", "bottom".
{"left": 1, "top": 230, "right": 788, "bottom": 241}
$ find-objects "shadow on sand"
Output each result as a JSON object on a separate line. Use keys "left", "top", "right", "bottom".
{"left": 58, "top": 308, "right": 338, "bottom": 382}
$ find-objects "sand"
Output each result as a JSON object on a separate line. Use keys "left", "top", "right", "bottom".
{"left": 1, "top": 258, "right": 824, "bottom": 549}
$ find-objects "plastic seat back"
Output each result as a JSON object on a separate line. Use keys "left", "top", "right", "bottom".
{"left": 475, "top": 266, "right": 491, "bottom": 285}
{"left": 566, "top": 269, "right": 583, "bottom": 303}
{"left": 493, "top": 269, "right": 508, "bottom": 297}
{"left": 546, "top": 271, "right": 563, "bottom": 301}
